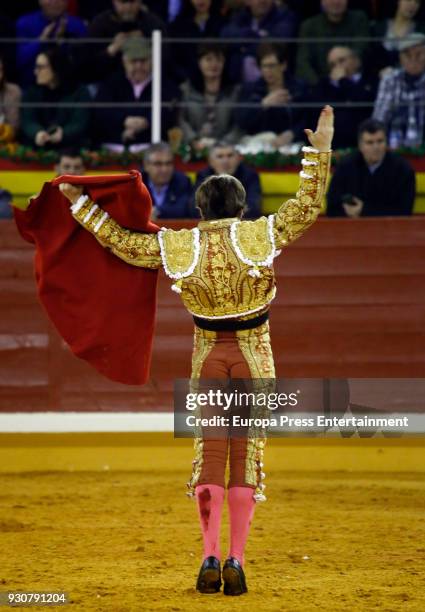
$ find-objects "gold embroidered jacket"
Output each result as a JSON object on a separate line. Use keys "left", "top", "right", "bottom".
{"left": 70, "top": 147, "right": 331, "bottom": 320}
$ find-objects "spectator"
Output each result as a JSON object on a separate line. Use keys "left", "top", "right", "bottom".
{"left": 370, "top": 0, "right": 425, "bottom": 76}
{"left": 312, "top": 46, "right": 376, "bottom": 149}
{"left": 93, "top": 38, "right": 179, "bottom": 150}
{"left": 194, "top": 141, "right": 262, "bottom": 217}
{"left": 21, "top": 47, "right": 91, "bottom": 149}
{"left": 16, "top": 0, "right": 87, "bottom": 87}
{"left": 220, "top": 0, "right": 298, "bottom": 82}
{"left": 55, "top": 148, "right": 86, "bottom": 176}
{"left": 85, "top": 0, "right": 166, "bottom": 81}
{"left": 0, "top": 55, "right": 22, "bottom": 144}
{"left": 142, "top": 142, "right": 195, "bottom": 218}
{"left": 327, "top": 118, "right": 415, "bottom": 217}
{"left": 296, "top": 0, "right": 370, "bottom": 85}
{"left": 373, "top": 33, "right": 425, "bottom": 149}
{"left": 236, "top": 43, "right": 308, "bottom": 148}
{"left": 169, "top": 0, "right": 227, "bottom": 82}
{"left": 179, "top": 43, "right": 242, "bottom": 148}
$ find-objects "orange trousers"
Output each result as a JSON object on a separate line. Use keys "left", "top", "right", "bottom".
{"left": 186, "top": 321, "right": 275, "bottom": 502}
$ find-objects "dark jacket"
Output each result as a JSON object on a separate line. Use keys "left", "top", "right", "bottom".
{"left": 142, "top": 170, "right": 196, "bottom": 219}
{"left": 327, "top": 151, "right": 416, "bottom": 216}
{"left": 236, "top": 74, "right": 309, "bottom": 140}
{"left": 312, "top": 74, "right": 377, "bottom": 149}
{"left": 93, "top": 70, "right": 179, "bottom": 146}
{"left": 195, "top": 163, "right": 262, "bottom": 219}
{"left": 21, "top": 84, "right": 91, "bottom": 148}
{"left": 84, "top": 8, "right": 167, "bottom": 81}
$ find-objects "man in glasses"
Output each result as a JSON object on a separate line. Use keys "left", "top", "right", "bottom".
{"left": 142, "top": 142, "right": 196, "bottom": 218}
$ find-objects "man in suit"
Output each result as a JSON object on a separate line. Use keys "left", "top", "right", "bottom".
{"left": 195, "top": 142, "right": 262, "bottom": 218}
{"left": 327, "top": 118, "right": 416, "bottom": 217}
{"left": 93, "top": 38, "right": 178, "bottom": 150}
{"left": 142, "top": 142, "right": 196, "bottom": 218}
{"left": 312, "top": 45, "right": 377, "bottom": 149}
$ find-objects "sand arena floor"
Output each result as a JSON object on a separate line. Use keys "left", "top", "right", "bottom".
{"left": 0, "top": 447, "right": 424, "bottom": 612}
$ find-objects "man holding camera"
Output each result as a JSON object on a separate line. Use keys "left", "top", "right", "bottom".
{"left": 326, "top": 118, "right": 416, "bottom": 217}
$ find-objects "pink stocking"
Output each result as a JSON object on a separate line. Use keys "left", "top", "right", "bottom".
{"left": 195, "top": 484, "right": 225, "bottom": 561}
{"left": 227, "top": 486, "right": 256, "bottom": 567}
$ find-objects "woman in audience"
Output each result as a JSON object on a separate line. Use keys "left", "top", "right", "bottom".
{"left": 179, "top": 43, "right": 242, "bottom": 148}
{"left": 21, "top": 46, "right": 90, "bottom": 149}
{"left": 371, "top": 0, "right": 425, "bottom": 75}
{"left": 236, "top": 43, "right": 308, "bottom": 148}
{"left": 0, "top": 54, "right": 21, "bottom": 144}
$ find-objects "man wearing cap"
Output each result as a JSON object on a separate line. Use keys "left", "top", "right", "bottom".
{"left": 373, "top": 32, "right": 425, "bottom": 149}
{"left": 85, "top": 0, "right": 166, "bottom": 80}
{"left": 92, "top": 37, "right": 179, "bottom": 150}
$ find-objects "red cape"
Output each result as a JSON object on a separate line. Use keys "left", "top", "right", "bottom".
{"left": 13, "top": 170, "right": 160, "bottom": 385}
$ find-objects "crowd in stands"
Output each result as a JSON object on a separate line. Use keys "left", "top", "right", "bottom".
{"left": 0, "top": 0, "right": 423, "bottom": 217}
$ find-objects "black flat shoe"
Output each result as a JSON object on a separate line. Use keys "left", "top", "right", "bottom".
{"left": 222, "top": 557, "right": 248, "bottom": 596}
{"left": 196, "top": 556, "right": 222, "bottom": 593}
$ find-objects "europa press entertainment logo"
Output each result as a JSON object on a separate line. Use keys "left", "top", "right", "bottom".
{"left": 173, "top": 378, "right": 422, "bottom": 438}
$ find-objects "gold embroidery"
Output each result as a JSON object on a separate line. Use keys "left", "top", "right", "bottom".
{"left": 236, "top": 322, "right": 276, "bottom": 500}
{"left": 186, "top": 327, "right": 217, "bottom": 498}
{"left": 72, "top": 199, "right": 162, "bottom": 269}
{"left": 190, "top": 327, "right": 216, "bottom": 379}
{"left": 179, "top": 224, "right": 276, "bottom": 318}
{"left": 235, "top": 217, "right": 274, "bottom": 264}
{"left": 161, "top": 228, "right": 197, "bottom": 276}
{"left": 273, "top": 151, "right": 331, "bottom": 249}
{"left": 186, "top": 436, "right": 204, "bottom": 499}
{"left": 236, "top": 321, "right": 275, "bottom": 378}
{"left": 198, "top": 217, "right": 239, "bottom": 230}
